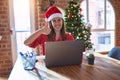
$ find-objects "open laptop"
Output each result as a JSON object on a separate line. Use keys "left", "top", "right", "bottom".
{"left": 44, "top": 40, "right": 85, "bottom": 68}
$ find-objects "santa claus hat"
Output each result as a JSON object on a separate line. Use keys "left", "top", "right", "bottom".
{"left": 45, "top": 6, "right": 63, "bottom": 22}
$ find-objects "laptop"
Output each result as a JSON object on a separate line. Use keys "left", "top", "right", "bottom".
{"left": 44, "top": 40, "right": 85, "bottom": 68}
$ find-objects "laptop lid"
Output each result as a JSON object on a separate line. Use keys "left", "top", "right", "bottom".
{"left": 45, "top": 40, "right": 85, "bottom": 68}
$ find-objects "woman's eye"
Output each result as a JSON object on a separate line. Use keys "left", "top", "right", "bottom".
{"left": 52, "top": 20, "right": 56, "bottom": 23}
{"left": 52, "top": 18, "right": 62, "bottom": 23}
{"left": 57, "top": 19, "right": 61, "bottom": 21}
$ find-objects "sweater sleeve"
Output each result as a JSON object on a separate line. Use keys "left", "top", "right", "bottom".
{"left": 28, "top": 34, "right": 49, "bottom": 48}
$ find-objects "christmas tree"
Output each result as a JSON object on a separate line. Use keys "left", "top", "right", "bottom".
{"left": 64, "top": 0, "right": 92, "bottom": 48}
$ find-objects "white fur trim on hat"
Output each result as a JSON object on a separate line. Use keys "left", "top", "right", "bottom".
{"left": 45, "top": 13, "right": 63, "bottom": 22}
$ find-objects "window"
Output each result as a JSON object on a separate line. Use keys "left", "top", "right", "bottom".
{"left": 81, "top": 0, "right": 115, "bottom": 52}
{"left": 13, "top": 0, "right": 34, "bottom": 53}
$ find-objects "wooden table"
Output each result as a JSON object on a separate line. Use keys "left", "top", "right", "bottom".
{"left": 8, "top": 53, "right": 120, "bottom": 80}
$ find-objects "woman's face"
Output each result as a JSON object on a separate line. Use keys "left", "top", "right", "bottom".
{"left": 51, "top": 17, "right": 63, "bottom": 32}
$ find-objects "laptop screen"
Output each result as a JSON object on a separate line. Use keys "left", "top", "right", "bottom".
{"left": 44, "top": 40, "right": 85, "bottom": 67}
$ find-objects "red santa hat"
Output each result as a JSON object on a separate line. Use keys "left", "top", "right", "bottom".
{"left": 45, "top": 6, "right": 63, "bottom": 22}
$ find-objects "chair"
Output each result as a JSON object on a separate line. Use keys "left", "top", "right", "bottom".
{"left": 108, "top": 47, "right": 120, "bottom": 60}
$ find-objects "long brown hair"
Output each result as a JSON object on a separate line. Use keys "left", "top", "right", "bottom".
{"left": 47, "top": 19, "right": 67, "bottom": 41}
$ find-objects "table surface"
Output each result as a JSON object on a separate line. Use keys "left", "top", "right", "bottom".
{"left": 8, "top": 53, "right": 120, "bottom": 80}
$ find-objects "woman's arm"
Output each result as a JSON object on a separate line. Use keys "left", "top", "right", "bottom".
{"left": 24, "top": 24, "right": 51, "bottom": 46}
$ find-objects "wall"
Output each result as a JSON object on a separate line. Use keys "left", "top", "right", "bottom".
{"left": 0, "top": 0, "right": 12, "bottom": 75}
{"left": 110, "top": 0, "right": 120, "bottom": 46}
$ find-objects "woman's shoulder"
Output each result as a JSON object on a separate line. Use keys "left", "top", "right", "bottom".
{"left": 65, "top": 32, "right": 75, "bottom": 40}
{"left": 66, "top": 32, "right": 73, "bottom": 36}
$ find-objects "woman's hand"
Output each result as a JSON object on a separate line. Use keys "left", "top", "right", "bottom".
{"left": 24, "top": 22, "right": 51, "bottom": 45}
{"left": 39, "top": 22, "right": 51, "bottom": 35}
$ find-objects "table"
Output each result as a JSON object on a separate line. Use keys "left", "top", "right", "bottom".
{"left": 8, "top": 53, "right": 120, "bottom": 80}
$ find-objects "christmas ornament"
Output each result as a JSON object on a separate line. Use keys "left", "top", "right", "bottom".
{"left": 79, "top": 8, "right": 82, "bottom": 12}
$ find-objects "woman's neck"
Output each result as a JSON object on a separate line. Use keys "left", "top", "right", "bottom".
{"left": 55, "top": 31, "right": 60, "bottom": 40}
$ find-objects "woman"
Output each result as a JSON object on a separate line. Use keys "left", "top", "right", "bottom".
{"left": 24, "top": 6, "right": 74, "bottom": 55}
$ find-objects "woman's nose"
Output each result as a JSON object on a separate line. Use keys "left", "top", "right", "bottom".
{"left": 54, "top": 21, "right": 60, "bottom": 26}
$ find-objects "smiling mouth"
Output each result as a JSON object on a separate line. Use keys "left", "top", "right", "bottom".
{"left": 55, "top": 26, "right": 61, "bottom": 30}
{"left": 56, "top": 26, "right": 60, "bottom": 28}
